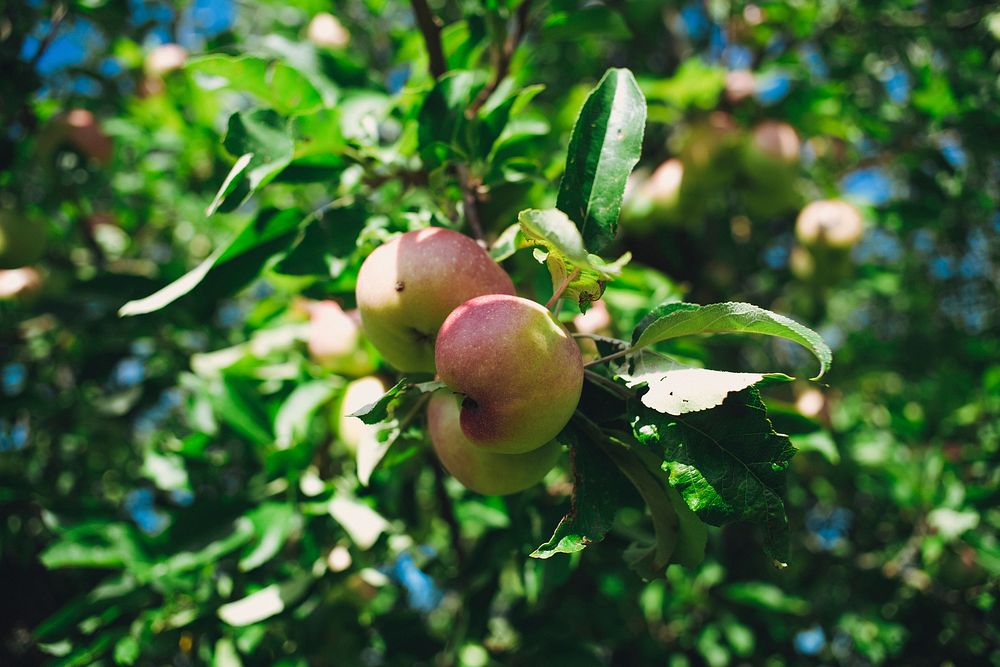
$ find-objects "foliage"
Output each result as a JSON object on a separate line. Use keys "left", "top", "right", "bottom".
{"left": 1, "top": 1, "right": 998, "bottom": 666}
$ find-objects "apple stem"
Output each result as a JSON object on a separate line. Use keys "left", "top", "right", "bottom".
{"left": 546, "top": 268, "right": 581, "bottom": 310}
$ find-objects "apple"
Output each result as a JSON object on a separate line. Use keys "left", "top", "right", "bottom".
{"left": 145, "top": 43, "right": 187, "bottom": 77}
{"left": 0, "top": 267, "right": 42, "bottom": 301}
{"left": 795, "top": 199, "right": 864, "bottom": 250}
{"left": 355, "top": 227, "right": 515, "bottom": 373}
{"left": 741, "top": 121, "right": 801, "bottom": 218}
{"left": 725, "top": 70, "right": 755, "bottom": 103}
{"left": 307, "top": 13, "right": 350, "bottom": 49}
{"left": 39, "top": 109, "right": 113, "bottom": 166}
{"left": 621, "top": 159, "right": 686, "bottom": 230}
{"left": 674, "top": 112, "right": 740, "bottom": 215}
{"left": 427, "top": 391, "right": 561, "bottom": 495}
{"left": 0, "top": 210, "right": 46, "bottom": 269}
{"left": 435, "top": 294, "right": 583, "bottom": 455}
{"left": 334, "top": 376, "right": 389, "bottom": 454}
{"left": 306, "top": 300, "right": 376, "bottom": 376}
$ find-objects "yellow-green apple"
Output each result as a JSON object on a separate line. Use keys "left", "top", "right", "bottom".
{"left": 306, "top": 300, "right": 376, "bottom": 376}
{"left": 334, "top": 376, "right": 388, "bottom": 454}
{"left": 621, "top": 159, "right": 685, "bottom": 230}
{"left": 0, "top": 210, "right": 46, "bottom": 269}
{"left": 741, "top": 120, "right": 801, "bottom": 218}
{"left": 427, "top": 391, "right": 561, "bottom": 495}
{"left": 307, "top": 13, "right": 350, "bottom": 49}
{"left": 355, "top": 228, "right": 515, "bottom": 373}
{"left": 795, "top": 199, "right": 864, "bottom": 250}
{"left": 434, "top": 294, "right": 583, "bottom": 455}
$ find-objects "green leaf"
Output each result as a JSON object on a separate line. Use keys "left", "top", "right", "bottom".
{"left": 518, "top": 208, "right": 630, "bottom": 309}
{"left": 417, "top": 70, "right": 486, "bottom": 166}
{"left": 532, "top": 428, "right": 634, "bottom": 558}
{"left": 556, "top": 68, "right": 646, "bottom": 253}
{"left": 274, "top": 381, "right": 338, "bottom": 449}
{"left": 620, "top": 351, "right": 793, "bottom": 415}
{"left": 633, "top": 387, "right": 796, "bottom": 565}
{"left": 640, "top": 59, "right": 727, "bottom": 111}
{"left": 149, "top": 518, "right": 255, "bottom": 580}
{"left": 722, "top": 581, "right": 809, "bottom": 615}
{"left": 218, "top": 573, "right": 314, "bottom": 627}
{"left": 40, "top": 523, "right": 148, "bottom": 570}
{"left": 274, "top": 203, "right": 367, "bottom": 277}
{"left": 186, "top": 55, "right": 323, "bottom": 115}
{"left": 631, "top": 302, "right": 832, "bottom": 380}
{"left": 348, "top": 379, "right": 444, "bottom": 425}
{"left": 209, "top": 109, "right": 296, "bottom": 215}
{"left": 239, "top": 503, "right": 303, "bottom": 572}
{"left": 119, "top": 208, "right": 302, "bottom": 317}
{"left": 329, "top": 496, "right": 390, "bottom": 549}
{"left": 207, "top": 377, "right": 274, "bottom": 446}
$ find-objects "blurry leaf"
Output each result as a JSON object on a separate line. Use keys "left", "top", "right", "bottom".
{"left": 187, "top": 55, "right": 323, "bottom": 115}
{"left": 928, "top": 508, "right": 979, "bottom": 541}
{"left": 119, "top": 208, "right": 302, "bottom": 317}
{"left": 292, "top": 107, "right": 345, "bottom": 160}
{"left": 142, "top": 451, "right": 190, "bottom": 492}
{"left": 240, "top": 503, "right": 302, "bottom": 572}
{"left": 477, "top": 82, "right": 545, "bottom": 157}
{"left": 329, "top": 496, "right": 390, "bottom": 549}
{"left": 488, "top": 222, "right": 528, "bottom": 262}
{"left": 274, "top": 381, "right": 338, "bottom": 449}
{"left": 213, "top": 637, "right": 244, "bottom": 667}
{"left": 632, "top": 302, "right": 832, "bottom": 380}
{"left": 208, "top": 377, "right": 273, "bottom": 446}
{"left": 533, "top": 428, "right": 634, "bottom": 558}
{"left": 789, "top": 430, "right": 840, "bottom": 464}
{"left": 150, "top": 518, "right": 255, "bottom": 579}
{"left": 620, "top": 351, "right": 793, "bottom": 415}
{"left": 41, "top": 523, "right": 148, "bottom": 570}
{"left": 518, "top": 208, "right": 630, "bottom": 309}
{"left": 218, "top": 573, "right": 313, "bottom": 627}
{"left": 418, "top": 70, "right": 486, "bottom": 165}
{"left": 633, "top": 387, "right": 796, "bottom": 565}
{"left": 113, "top": 635, "right": 141, "bottom": 665}
{"left": 722, "top": 581, "right": 809, "bottom": 615}
{"left": 640, "top": 59, "right": 726, "bottom": 111}
{"left": 556, "top": 68, "right": 646, "bottom": 253}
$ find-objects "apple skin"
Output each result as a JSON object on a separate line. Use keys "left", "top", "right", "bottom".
{"left": 427, "top": 391, "right": 561, "bottom": 495}
{"left": 0, "top": 211, "right": 46, "bottom": 269}
{"left": 334, "top": 376, "right": 388, "bottom": 454}
{"left": 741, "top": 121, "right": 801, "bottom": 219}
{"left": 307, "top": 300, "right": 376, "bottom": 377}
{"left": 355, "top": 228, "right": 515, "bottom": 373}
{"left": 435, "top": 294, "right": 583, "bottom": 455}
{"left": 795, "top": 199, "right": 864, "bottom": 250}
{"left": 39, "top": 109, "right": 113, "bottom": 166}
{"left": 307, "top": 13, "right": 350, "bottom": 49}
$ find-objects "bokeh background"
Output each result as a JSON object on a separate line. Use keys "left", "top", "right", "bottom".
{"left": 1, "top": 0, "right": 998, "bottom": 665}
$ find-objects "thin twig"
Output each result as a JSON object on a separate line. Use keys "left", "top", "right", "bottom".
{"left": 431, "top": 459, "right": 466, "bottom": 569}
{"left": 584, "top": 369, "right": 632, "bottom": 400}
{"left": 468, "top": 0, "right": 534, "bottom": 116}
{"left": 29, "top": 3, "right": 68, "bottom": 69}
{"left": 583, "top": 346, "right": 632, "bottom": 368}
{"left": 455, "top": 164, "right": 484, "bottom": 242}
{"left": 546, "top": 268, "right": 581, "bottom": 310}
{"left": 410, "top": 0, "right": 448, "bottom": 78}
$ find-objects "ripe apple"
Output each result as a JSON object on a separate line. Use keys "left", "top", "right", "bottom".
{"left": 355, "top": 227, "right": 515, "bottom": 373}
{"left": 307, "top": 13, "right": 350, "bottom": 49}
{"left": 0, "top": 210, "right": 46, "bottom": 269}
{"left": 306, "top": 300, "right": 376, "bottom": 377}
{"left": 145, "top": 43, "right": 187, "bottom": 77}
{"left": 725, "top": 70, "right": 756, "bottom": 103}
{"left": 334, "top": 376, "right": 388, "bottom": 454}
{"left": 427, "top": 391, "right": 561, "bottom": 495}
{"left": 39, "top": 109, "right": 113, "bottom": 166}
{"left": 434, "top": 294, "right": 583, "bottom": 455}
{"left": 0, "top": 267, "right": 42, "bottom": 301}
{"left": 795, "top": 199, "right": 864, "bottom": 250}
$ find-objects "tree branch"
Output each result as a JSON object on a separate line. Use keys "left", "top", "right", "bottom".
{"left": 468, "top": 0, "right": 534, "bottom": 117}
{"left": 410, "top": 0, "right": 448, "bottom": 78}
